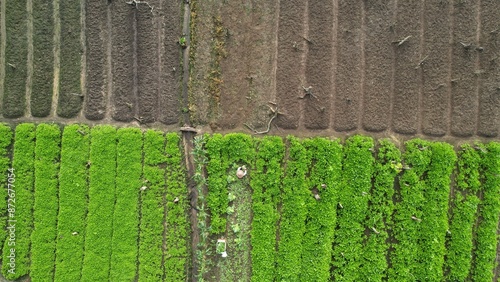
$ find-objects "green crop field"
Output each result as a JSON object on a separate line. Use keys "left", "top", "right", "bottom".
{"left": 0, "top": 123, "right": 499, "bottom": 281}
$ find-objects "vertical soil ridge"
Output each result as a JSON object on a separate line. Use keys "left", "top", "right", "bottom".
{"left": 389, "top": 0, "right": 397, "bottom": 134}
{"left": 181, "top": 1, "right": 191, "bottom": 126}
{"left": 25, "top": 0, "right": 33, "bottom": 118}
{"left": 417, "top": 0, "right": 425, "bottom": 135}
{"left": 51, "top": 0, "right": 60, "bottom": 118}
{"left": 446, "top": 1, "right": 454, "bottom": 137}
{"left": 105, "top": 3, "right": 113, "bottom": 121}
{"left": 358, "top": 0, "right": 365, "bottom": 131}
{"left": 330, "top": 0, "right": 338, "bottom": 131}
{"left": 84, "top": 0, "right": 107, "bottom": 120}
{"left": 78, "top": 0, "right": 85, "bottom": 120}
{"left": 474, "top": 0, "right": 481, "bottom": 136}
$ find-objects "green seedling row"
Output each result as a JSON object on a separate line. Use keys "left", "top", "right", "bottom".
{"left": 415, "top": 142, "right": 456, "bottom": 281}
{"left": 300, "top": 138, "right": 342, "bottom": 282}
{"left": 109, "top": 128, "right": 143, "bottom": 281}
{"left": 250, "top": 136, "right": 285, "bottom": 282}
{"left": 471, "top": 142, "right": 500, "bottom": 282}
{"left": 332, "top": 135, "right": 375, "bottom": 281}
{"left": 0, "top": 124, "right": 13, "bottom": 255}
{"left": 138, "top": 130, "right": 166, "bottom": 281}
{"left": 276, "top": 136, "right": 311, "bottom": 281}
{"left": 445, "top": 144, "right": 481, "bottom": 281}
{"left": 53, "top": 124, "right": 90, "bottom": 282}
{"left": 30, "top": 124, "right": 61, "bottom": 282}
{"left": 388, "top": 139, "right": 432, "bottom": 281}
{"left": 360, "top": 139, "right": 401, "bottom": 280}
{"left": 164, "top": 133, "right": 189, "bottom": 281}
{"left": 2, "top": 124, "right": 36, "bottom": 280}
{"left": 2, "top": 0, "right": 27, "bottom": 117}
{"left": 81, "top": 126, "right": 117, "bottom": 281}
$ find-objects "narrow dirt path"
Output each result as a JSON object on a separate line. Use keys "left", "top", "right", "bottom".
{"left": 25, "top": 0, "right": 33, "bottom": 118}
{"left": 0, "top": 0, "right": 5, "bottom": 116}
{"left": 51, "top": 0, "right": 60, "bottom": 118}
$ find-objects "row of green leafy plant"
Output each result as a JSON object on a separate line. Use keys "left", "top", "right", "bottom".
{"left": 54, "top": 124, "right": 90, "bottom": 282}
{"left": 81, "top": 126, "right": 117, "bottom": 281}
{"left": 30, "top": 124, "right": 61, "bottom": 281}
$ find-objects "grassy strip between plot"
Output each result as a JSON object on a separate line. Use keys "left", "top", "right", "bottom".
{"left": 218, "top": 134, "right": 254, "bottom": 282}
{"left": 471, "top": 142, "right": 500, "bottom": 281}
{"left": 31, "top": 0, "right": 54, "bottom": 117}
{"left": 57, "top": 0, "right": 82, "bottom": 117}
{"left": 81, "top": 126, "right": 117, "bottom": 281}
{"left": 1, "top": 124, "right": 35, "bottom": 280}
{"left": 53, "top": 124, "right": 90, "bottom": 282}
{"left": 192, "top": 135, "right": 210, "bottom": 281}
{"left": 332, "top": 135, "right": 374, "bottom": 281}
{"left": 30, "top": 124, "right": 61, "bottom": 282}
{"left": 300, "top": 138, "right": 342, "bottom": 282}
{"left": 138, "top": 130, "right": 166, "bottom": 281}
{"left": 250, "top": 136, "right": 284, "bottom": 282}
{"left": 445, "top": 144, "right": 480, "bottom": 281}
{"left": 360, "top": 139, "right": 401, "bottom": 280}
{"left": 276, "top": 136, "right": 311, "bottom": 281}
{"left": 2, "top": 0, "right": 27, "bottom": 117}
{"left": 415, "top": 142, "right": 456, "bottom": 281}
{"left": 388, "top": 139, "right": 432, "bottom": 281}
{"left": 0, "top": 124, "right": 13, "bottom": 256}
{"left": 164, "top": 133, "right": 189, "bottom": 281}
{"left": 109, "top": 128, "right": 142, "bottom": 281}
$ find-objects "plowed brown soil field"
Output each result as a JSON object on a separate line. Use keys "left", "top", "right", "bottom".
{"left": 0, "top": 0, "right": 498, "bottom": 141}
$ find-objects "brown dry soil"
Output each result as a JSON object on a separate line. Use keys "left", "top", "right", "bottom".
{"left": 0, "top": 0, "right": 497, "bottom": 142}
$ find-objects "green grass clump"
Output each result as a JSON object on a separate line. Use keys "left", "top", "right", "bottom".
{"left": 2, "top": 124, "right": 36, "bottom": 280}
{"left": 109, "top": 128, "right": 142, "bottom": 281}
{"left": 54, "top": 124, "right": 90, "bottom": 282}
{"left": 30, "top": 124, "right": 61, "bottom": 281}
{"left": 81, "top": 126, "right": 117, "bottom": 281}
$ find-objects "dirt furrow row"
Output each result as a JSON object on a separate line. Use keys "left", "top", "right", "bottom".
{"left": 158, "top": 0, "right": 181, "bottom": 125}
{"left": 420, "top": 0, "right": 452, "bottom": 136}
{"left": 450, "top": 0, "right": 479, "bottom": 137}
{"left": 332, "top": 0, "right": 363, "bottom": 132}
{"left": 275, "top": 0, "right": 307, "bottom": 129}
{"left": 303, "top": 0, "right": 333, "bottom": 129}
{"left": 111, "top": 2, "right": 135, "bottom": 122}
{"left": 361, "top": 0, "right": 394, "bottom": 132}
{"left": 477, "top": 0, "right": 500, "bottom": 137}
{"left": 57, "top": 0, "right": 83, "bottom": 118}
{"left": 391, "top": 1, "right": 422, "bottom": 135}
{"left": 136, "top": 1, "right": 160, "bottom": 124}
{"left": 84, "top": 0, "right": 107, "bottom": 120}
{"left": 31, "top": 1, "right": 54, "bottom": 117}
